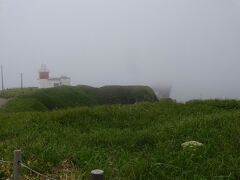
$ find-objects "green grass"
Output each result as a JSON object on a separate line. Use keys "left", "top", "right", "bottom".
{"left": 0, "top": 99, "right": 240, "bottom": 179}
{"left": 0, "top": 87, "right": 38, "bottom": 99}
{"left": 2, "top": 97, "right": 48, "bottom": 112}
{"left": 1, "top": 85, "right": 158, "bottom": 112}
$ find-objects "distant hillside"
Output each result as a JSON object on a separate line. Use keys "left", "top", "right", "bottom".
{"left": 2, "top": 85, "right": 158, "bottom": 112}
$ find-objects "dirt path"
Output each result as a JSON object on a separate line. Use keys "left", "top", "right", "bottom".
{"left": 0, "top": 98, "right": 9, "bottom": 108}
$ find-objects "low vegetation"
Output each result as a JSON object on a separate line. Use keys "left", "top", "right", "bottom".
{"left": 1, "top": 86, "right": 157, "bottom": 112}
{"left": 0, "top": 94, "right": 240, "bottom": 179}
{"left": 0, "top": 87, "right": 38, "bottom": 99}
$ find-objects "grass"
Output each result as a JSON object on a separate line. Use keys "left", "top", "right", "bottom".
{"left": 0, "top": 87, "right": 38, "bottom": 99}
{"left": 1, "top": 85, "right": 157, "bottom": 112}
{"left": 0, "top": 99, "right": 240, "bottom": 179}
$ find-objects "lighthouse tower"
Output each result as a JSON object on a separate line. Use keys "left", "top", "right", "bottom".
{"left": 38, "top": 64, "right": 49, "bottom": 88}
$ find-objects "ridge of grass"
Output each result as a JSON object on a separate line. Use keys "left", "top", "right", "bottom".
{"left": 1, "top": 85, "right": 158, "bottom": 112}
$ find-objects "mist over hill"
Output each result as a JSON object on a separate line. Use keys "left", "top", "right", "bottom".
{"left": 1, "top": 0, "right": 240, "bottom": 101}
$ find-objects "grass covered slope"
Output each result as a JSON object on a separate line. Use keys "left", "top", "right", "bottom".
{"left": 98, "top": 86, "right": 157, "bottom": 104}
{"left": 0, "top": 87, "right": 38, "bottom": 99}
{"left": 2, "top": 85, "right": 157, "bottom": 112}
{"left": 0, "top": 100, "right": 240, "bottom": 179}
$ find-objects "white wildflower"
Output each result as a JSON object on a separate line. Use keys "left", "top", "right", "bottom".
{"left": 181, "top": 141, "right": 203, "bottom": 149}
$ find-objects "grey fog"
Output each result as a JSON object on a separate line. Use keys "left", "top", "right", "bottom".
{"left": 0, "top": 0, "right": 240, "bottom": 101}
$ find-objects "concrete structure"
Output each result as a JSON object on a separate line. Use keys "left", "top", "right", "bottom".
{"left": 48, "top": 76, "right": 71, "bottom": 87}
{"left": 38, "top": 64, "right": 71, "bottom": 88}
{"left": 38, "top": 64, "right": 50, "bottom": 89}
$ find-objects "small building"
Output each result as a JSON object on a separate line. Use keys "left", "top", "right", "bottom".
{"left": 38, "top": 64, "right": 71, "bottom": 88}
{"left": 48, "top": 76, "right": 71, "bottom": 87}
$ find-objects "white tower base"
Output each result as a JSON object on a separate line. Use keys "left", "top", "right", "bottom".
{"left": 39, "top": 79, "right": 50, "bottom": 89}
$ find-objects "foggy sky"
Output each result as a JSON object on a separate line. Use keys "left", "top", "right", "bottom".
{"left": 0, "top": 0, "right": 240, "bottom": 101}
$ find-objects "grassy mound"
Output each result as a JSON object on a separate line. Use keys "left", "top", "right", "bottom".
{"left": 0, "top": 100, "right": 240, "bottom": 179}
{"left": 2, "top": 85, "right": 157, "bottom": 112}
{"left": 98, "top": 86, "right": 157, "bottom": 104}
{"left": 3, "top": 98, "right": 48, "bottom": 112}
{"left": 0, "top": 87, "right": 38, "bottom": 99}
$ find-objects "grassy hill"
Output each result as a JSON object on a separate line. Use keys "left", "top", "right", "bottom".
{"left": 1, "top": 85, "right": 157, "bottom": 112}
{"left": 0, "top": 99, "right": 240, "bottom": 179}
{"left": 0, "top": 87, "right": 38, "bottom": 98}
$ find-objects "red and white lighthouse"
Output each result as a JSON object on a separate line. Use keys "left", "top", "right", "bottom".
{"left": 38, "top": 64, "right": 71, "bottom": 88}
{"left": 38, "top": 64, "right": 50, "bottom": 88}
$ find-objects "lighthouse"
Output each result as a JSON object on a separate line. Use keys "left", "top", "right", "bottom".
{"left": 38, "top": 64, "right": 71, "bottom": 88}
{"left": 38, "top": 64, "right": 49, "bottom": 88}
